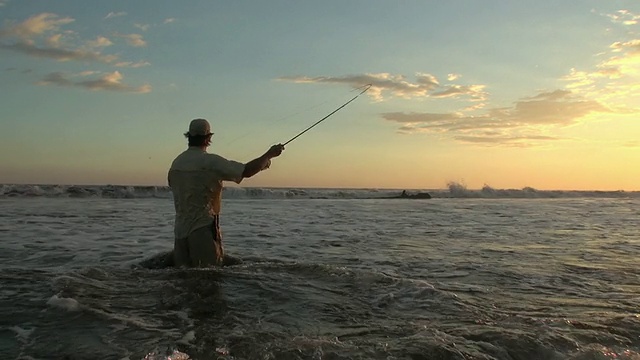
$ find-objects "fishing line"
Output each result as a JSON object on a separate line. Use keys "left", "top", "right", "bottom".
{"left": 222, "top": 84, "right": 372, "bottom": 159}
{"left": 282, "top": 84, "right": 372, "bottom": 146}
{"left": 220, "top": 91, "right": 344, "bottom": 148}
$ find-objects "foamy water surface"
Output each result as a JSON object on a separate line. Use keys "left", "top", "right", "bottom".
{"left": 1, "top": 190, "right": 639, "bottom": 359}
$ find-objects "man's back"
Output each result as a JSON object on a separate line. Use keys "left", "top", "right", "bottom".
{"left": 168, "top": 148, "right": 244, "bottom": 239}
{"left": 166, "top": 118, "right": 284, "bottom": 268}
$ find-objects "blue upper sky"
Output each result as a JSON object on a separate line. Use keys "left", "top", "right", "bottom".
{"left": 1, "top": 0, "right": 639, "bottom": 190}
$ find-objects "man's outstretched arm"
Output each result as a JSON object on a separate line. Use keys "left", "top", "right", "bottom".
{"left": 242, "top": 144, "right": 285, "bottom": 178}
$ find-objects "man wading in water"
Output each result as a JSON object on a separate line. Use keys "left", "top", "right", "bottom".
{"left": 168, "top": 118, "right": 284, "bottom": 267}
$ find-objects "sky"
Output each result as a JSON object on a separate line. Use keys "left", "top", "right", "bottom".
{"left": 0, "top": 1, "right": 639, "bottom": 190}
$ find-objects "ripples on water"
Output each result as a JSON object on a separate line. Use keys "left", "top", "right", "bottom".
{"left": 0, "top": 197, "right": 639, "bottom": 359}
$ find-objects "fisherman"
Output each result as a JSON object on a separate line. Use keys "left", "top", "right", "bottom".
{"left": 168, "top": 118, "right": 284, "bottom": 267}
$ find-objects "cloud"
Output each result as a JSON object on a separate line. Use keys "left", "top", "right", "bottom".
{"left": 462, "top": 102, "right": 486, "bottom": 112}
{"left": 0, "top": 0, "right": 8, "bottom": 7}
{"left": 0, "top": 41, "right": 118, "bottom": 63}
{"left": 118, "top": 33, "right": 146, "bottom": 47}
{"left": 37, "top": 71, "right": 151, "bottom": 93}
{"left": 134, "top": 23, "right": 150, "bottom": 32}
{"left": 0, "top": 13, "right": 149, "bottom": 68}
{"left": 279, "top": 72, "right": 618, "bottom": 147}
{"left": 104, "top": 12, "right": 127, "bottom": 20}
{"left": 605, "top": 10, "right": 640, "bottom": 26}
{"left": 565, "top": 10, "right": 640, "bottom": 103}
{"left": 381, "top": 90, "right": 612, "bottom": 147}
{"left": 277, "top": 72, "right": 486, "bottom": 102}
{"left": 515, "top": 90, "right": 609, "bottom": 124}
{"left": 611, "top": 39, "right": 640, "bottom": 54}
{"left": 164, "top": 18, "right": 176, "bottom": 24}
{"left": 561, "top": 28, "right": 640, "bottom": 112}
{"left": 431, "top": 84, "right": 486, "bottom": 99}
{"left": 0, "top": 13, "right": 74, "bottom": 40}
{"left": 279, "top": 10, "right": 639, "bottom": 148}
{"left": 85, "top": 36, "right": 113, "bottom": 48}
{"left": 114, "top": 60, "right": 151, "bottom": 68}
{"left": 45, "top": 33, "right": 64, "bottom": 48}
{"left": 453, "top": 134, "right": 562, "bottom": 147}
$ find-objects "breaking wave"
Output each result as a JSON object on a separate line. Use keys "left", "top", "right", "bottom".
{"left": 1, "top": 182, "right": 637, "bottom": 199}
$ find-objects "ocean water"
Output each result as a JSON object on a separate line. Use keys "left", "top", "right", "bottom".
{"left": 1, "top": 184, "right": 639, "bottom": 360}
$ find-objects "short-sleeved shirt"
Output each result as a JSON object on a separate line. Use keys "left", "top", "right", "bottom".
{"left": 168, "top": 147, "right": 245, "bottom": 239}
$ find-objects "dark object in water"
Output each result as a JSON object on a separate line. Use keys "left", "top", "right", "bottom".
{"left": 398, "top": 190, "right": 432, "bottom": 199}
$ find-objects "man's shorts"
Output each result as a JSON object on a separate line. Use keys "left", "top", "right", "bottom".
{"left": 173, "top": 216, "right": 224, "bottom": 267}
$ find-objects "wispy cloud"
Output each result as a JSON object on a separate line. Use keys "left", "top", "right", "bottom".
{"left": 104, "top": 12, "right": 127, "bottom": 20}
{"left": 604, "top": 9, "right": 640, "bottom": 26}
{"left": 0, "top": 13, "right": 152, "bottom": 92}
{"left": 586, "top": 10, "right": 640, "bottom": 105}
{"left": 117, "top": 33, "right": 146, "bottom": 47}
{"left": 85, "top": 36, "right": 113, "bottom": 49}
{"left": 282, "top": 22, "right": 639, "bottom": 148}
{"left": 0, "top": 0, "right": 9, "bottom": 7}
{"left": 431, "top": 84, "right": 486, "bottom": 99}
{"left": 452, "top": 134, "right": 562, "bottom": 147}
{"left": 0, "top": 13, "right": 74, "bottom": 40}
{"left": 277, "top": 72, "right": 487, "bottom": 102}
{"left": 37, "top": 71, "right": 151, "bottom": 93}
{"left": 427, "top": 10, "right": 640, "bottom": 147}
{"left": 277, "top": 8, "right": 638, "bottom": 149}
{"left": 114, "top": 60, "right": 151, "bottom": 68}
{"left": 0, "top": 13, "right": 149, "bottom": 68}
{"left": 0, "top": 41, "right": 118, "bottom": 63}
{"left": 561, "top": 27, "right": 640, "bottom": 112}
{"left": 164, "top": 18, "right": 176, "bottom": 24}
{"left": 382, "top": 90, "right": 611, "bottom": 147}
{"left": 134, "top": 23, "right": 150, "bottom": 32}
{"left": 610, "top": 39, "right": 640, "bottom": 54}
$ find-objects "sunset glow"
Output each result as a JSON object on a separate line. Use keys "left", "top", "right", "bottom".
{"left": 1, "top": 1, "right": 638, "bottom": 190}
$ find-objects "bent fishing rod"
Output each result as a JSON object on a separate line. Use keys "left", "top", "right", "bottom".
{"left": 282, "top": 84, "right": 372, "bottom": 146}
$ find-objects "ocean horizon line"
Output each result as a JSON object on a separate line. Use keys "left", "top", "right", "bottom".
{"left": 0, "top": 182, "right": 637, "bottom": 192}
{"left": 2, "top": 183, "right": 638, "bottom": 200}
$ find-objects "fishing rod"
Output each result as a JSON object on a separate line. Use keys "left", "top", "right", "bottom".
{"left": 282, "top": 84, "right": 372, "bottom": 146}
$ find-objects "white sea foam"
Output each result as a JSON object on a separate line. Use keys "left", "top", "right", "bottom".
{"left": 142, "top": 349, "right": 191, "bottom": 360}
{"left": 177, "top": 330, "right": 195, "bottom": 345}
{"left": 46, "top": 294, "right": 80, "bottom": 311}
{"left": 10, "top": 325, "right": 35, "bottom": 342}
